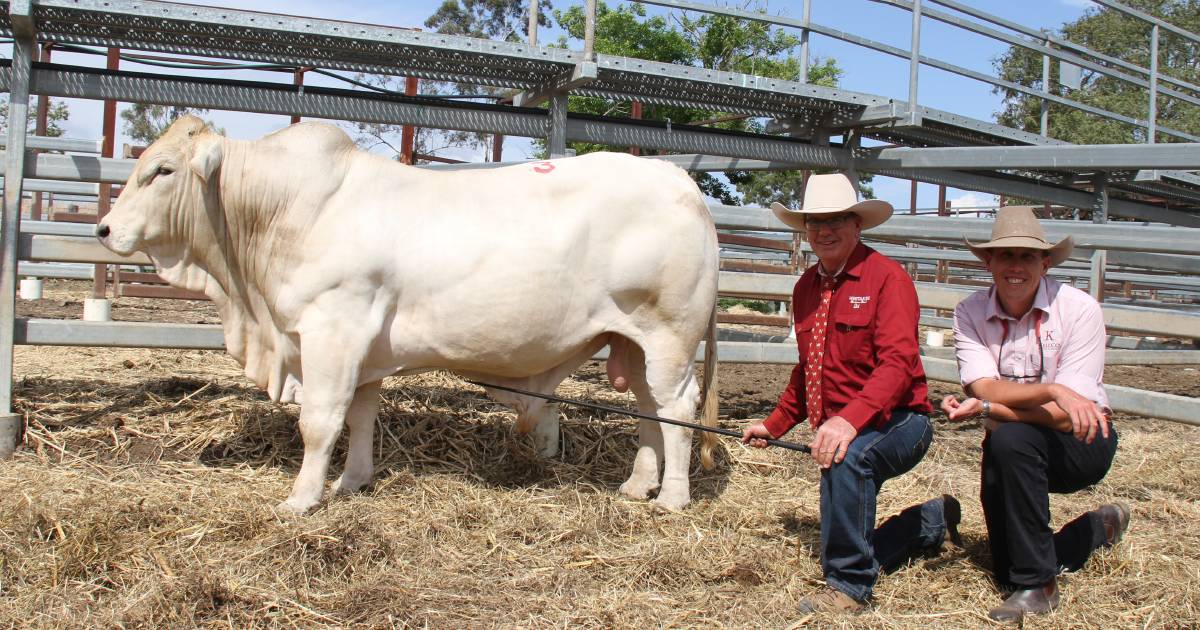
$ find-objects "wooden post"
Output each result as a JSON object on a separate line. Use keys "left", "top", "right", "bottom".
{"left": 93, "top": 47, "right": 119, "bottom": 300}
{"left": 629, "top": 101, "right": 642, "bottom": 156}
{"left": 400, "top": 76, "right": 419, "bottom": 164}
{"left": 31, "top": 43, "right": 52, "bottom": 222}
{"left": 290, "top": 68, "right": 307, "bottom": 125}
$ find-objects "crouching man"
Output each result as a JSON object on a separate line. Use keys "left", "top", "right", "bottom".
{"left": 743, "top": 173, "right": 959, "bottom": 615}
{"left": 942, "top": 206, "right": 1130, "bottom": 623}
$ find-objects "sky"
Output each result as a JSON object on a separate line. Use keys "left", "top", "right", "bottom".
{"left": 22, "top": 0, "right": 1105, "bottom": 211}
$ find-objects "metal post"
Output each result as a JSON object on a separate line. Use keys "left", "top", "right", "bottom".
{"left": 909, "top": 180, "right": 918, "bottom": 215}
{"left": 400, "top": 76, "right": 419, "bottom": 165}
{"left": 548, "top": 93, "right": 568, "bottom": 158}
{"left": 583, "top": 0, "right": 596, "bottom": 61}
{"left": 0, "top": 18, "right": 35, "bottom": 457}
{"left": 907, "top": 0, "right": 923, "bottom": 123}
{"left": 1090, "top": 173, "right": 1108, "bottom": 302}
{"left": 93, "top": 47, "right": 119, "bottom": 301}
{"left": 1148, "top": 24, "right": 1159, "bottom": 144}
{"left": 527, "top": 0, "right": 538, "bottom": 47}
{"left": 800, "top": 0, "right": 812, "bottom": 83}
{"left": 1040, "top": 40, "right": 1050, "bottom": 136}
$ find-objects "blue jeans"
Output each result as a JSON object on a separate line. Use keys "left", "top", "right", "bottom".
{"left": 820, "top": 409, "right": 941, "bottom": 602}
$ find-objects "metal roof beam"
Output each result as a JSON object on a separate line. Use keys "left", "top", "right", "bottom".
{"left": 512, "top": 61, "right": 598, "bottom": 108}
{"left": 860, "top": 143, "right": 1200, "bottom": 171}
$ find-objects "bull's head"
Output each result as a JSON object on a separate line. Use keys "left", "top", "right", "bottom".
{"left": 96, "top": 115, "right": 223, "bottom": 256}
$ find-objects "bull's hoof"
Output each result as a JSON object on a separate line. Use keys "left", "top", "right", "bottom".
{"left": 651, "top": 487, "right": 689, "bottom": 511}
{"left": 535, "top": 437, "right": 559, "bottom": 459}
{"left": 274, "top": 498, "right": 316, "bottom": 517}
{"left": 330, "top": 473, "right": 371, "bottom": 496}
{"left": 619, "top": 478, "right": 659, "bottom": 501}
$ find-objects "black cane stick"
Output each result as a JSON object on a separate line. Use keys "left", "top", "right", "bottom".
{"left": 466, "top": 379, "right": 811, "bottom": 453}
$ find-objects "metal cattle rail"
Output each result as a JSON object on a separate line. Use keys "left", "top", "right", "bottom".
{"left": 2, "top": 0, "right": 1200, "bottom": 452}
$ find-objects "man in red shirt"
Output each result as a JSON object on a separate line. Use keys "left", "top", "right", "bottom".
{"left": 743, "top": 173, "right": 957, "bottom": 614}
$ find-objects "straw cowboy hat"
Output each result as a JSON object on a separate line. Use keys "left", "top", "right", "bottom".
{"left": 770, "top": 173, "right": 894, "bottom": 231}
{"left": 965, "top": 205, "right": 1074, "bottom": 267}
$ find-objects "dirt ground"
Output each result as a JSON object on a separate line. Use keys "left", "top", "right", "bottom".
{"left": 2, "top": 280, "right": 1197, "bottom": 628}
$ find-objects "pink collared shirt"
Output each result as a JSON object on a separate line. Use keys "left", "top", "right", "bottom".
{"left": 953, "top": 277, "right": 1110, "bottom": 411}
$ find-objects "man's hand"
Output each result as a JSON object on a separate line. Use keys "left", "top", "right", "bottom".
{"left": 810, "top": 416, "right": 857, "bottom": 469}
{"left": 940, "top": 395, "right": 984, "bottom": 421}
{"left": 741, "top": 421, "right": 776, "bottom": 449}
{"left": 1049, "top": 383, "right": 1109, "bottom": 443}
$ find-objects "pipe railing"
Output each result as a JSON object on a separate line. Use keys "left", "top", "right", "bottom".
{"left": 631, "top": 0, "right": 1200, "bottom": 143}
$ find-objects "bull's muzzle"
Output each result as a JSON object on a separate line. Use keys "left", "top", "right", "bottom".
{"left": 95, "top": 224, "right": 110, "bottom": 238}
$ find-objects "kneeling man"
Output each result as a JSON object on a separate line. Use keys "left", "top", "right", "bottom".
{"left": 744, "top": 174, "right": 959, "bottom": 615}
{"left": 942, "top": 206, "right": 1130, "bottom": 623}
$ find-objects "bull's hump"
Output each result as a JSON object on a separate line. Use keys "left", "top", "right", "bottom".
{"left": 263, "top": 122, "right": 356, "bottom": 155}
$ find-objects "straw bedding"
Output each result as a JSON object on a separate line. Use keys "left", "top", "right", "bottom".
{"left": 1, "top": 282, "right": 1197, "bottom": 628}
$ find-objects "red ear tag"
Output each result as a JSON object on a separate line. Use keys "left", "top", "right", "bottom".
{"left": 533, "top": 162, "right": 555, "bottom": 173}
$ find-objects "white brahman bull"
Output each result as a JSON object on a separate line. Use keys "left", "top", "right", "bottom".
{"left": 97, "top": 116, "right": 720, "bottom": 514}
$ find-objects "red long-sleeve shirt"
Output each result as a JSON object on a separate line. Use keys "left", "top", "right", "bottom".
{"left": 763, "top": 243, "right": 931, "bottom": 437}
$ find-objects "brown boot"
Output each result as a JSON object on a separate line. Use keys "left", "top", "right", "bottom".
{"left": 796, "top": 587, "right": 867, "bottom": 615}
{"left": 942, "top": 494, "right": 963, "bottom": 548}
{"left": 987, "top": 578, "right": 1060, "bottom": 623}
{"left": 1097, "top": 502, "right": 1132, "bottom": 546}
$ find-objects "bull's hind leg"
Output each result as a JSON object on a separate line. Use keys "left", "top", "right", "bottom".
{"left": 331, "top": 380, "right": 383, "bottom": 496}
{"left": 621, "top": 341, "right": 701, "bottom": 510}
{"left": 618, "top": 343, "right": 663, "bottom": 501}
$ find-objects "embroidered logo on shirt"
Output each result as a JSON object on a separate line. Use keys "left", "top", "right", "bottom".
{"left": 848, "top": 295, "right": 871, "bottom": 309}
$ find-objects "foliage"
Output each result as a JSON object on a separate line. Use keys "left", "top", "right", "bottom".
{"left": 718, "top": 297, "right": 776, "bottom": 314}
{"left": 994, "top": 0, "right": 1200, "bottom": 144}
{"left": 0, "top": 98, "right": 69, "bottom": 137}
{"left": 343, "top": 0, "right": 552, "bottom": 161}
{"left": 343, "top": 76, "right": 498, "bottom": 161}
{"left": 549, "top": 1, "right": 853, "bottom": 206}
{"left": 424, "top": 0, "right": 552, "bottom": 41}
{"left": 120, "top": 104, "right": 223, "bottom": 144}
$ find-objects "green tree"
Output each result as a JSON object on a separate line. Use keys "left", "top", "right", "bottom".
{"left": 551, "top": 2, "right": 849, "bottom": 205}
{"left": 343, "top": 75, "right": 499, "bottom": 161}
{"left": 994, "top": 0, "right": 1200, "bottom": 144}
{"left": 425, "top": 0, "right": 551, "bottom": 41}
{"left": 120, "top": 103, "right": 222, "bottom": 144}
{"left": 344, "top": 0, "right": 552, "bottom": 162}
{"left": 0, "top": 98, "right": 69, "bottom": 137}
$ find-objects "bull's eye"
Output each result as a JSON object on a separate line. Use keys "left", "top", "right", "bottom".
{"left": 156, "top": 166, "right": 174, "bottom": 177}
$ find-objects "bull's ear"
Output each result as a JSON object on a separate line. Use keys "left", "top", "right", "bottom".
{"left": 189, "top": 136, "right": 224, "bottom": 182}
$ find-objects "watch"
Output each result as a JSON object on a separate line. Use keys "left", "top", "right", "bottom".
{"left": 980, "top": 399, "right": 991, "bottom": 420}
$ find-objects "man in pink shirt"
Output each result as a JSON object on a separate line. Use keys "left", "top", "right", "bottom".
{"left": 742, "top": 174, "right": 958, "bottom": 615}
{"left": 942, "top": 206, "right": 1130, "bottom": 623}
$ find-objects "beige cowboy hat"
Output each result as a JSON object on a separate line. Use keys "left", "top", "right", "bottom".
{"left": 770, "top": 173, "right": 894, "bottom": 231}
{"left": 965, "top": 205, "right": 1074, "bottom": 267}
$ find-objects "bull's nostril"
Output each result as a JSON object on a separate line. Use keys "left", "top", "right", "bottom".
{"left": 96, "top": 224, "right": 110, "bottom": 238}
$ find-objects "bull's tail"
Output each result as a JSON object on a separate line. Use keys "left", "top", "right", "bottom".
{"left": 699, "top": 302, "right": 720, "bottom": 470}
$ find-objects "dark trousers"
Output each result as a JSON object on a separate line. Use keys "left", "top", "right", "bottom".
{"left": 821, "top": 409, "right": 944, "bottom": 602}
{"left": 981, "top": 421, "right": 1118, "bottom": 588}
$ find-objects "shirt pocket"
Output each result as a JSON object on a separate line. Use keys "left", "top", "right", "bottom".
{"left": 795, "top": 314, "right": 816, "bottom": 360}
{"left": 832, "top": 304, "right": 874, "bottom": 364}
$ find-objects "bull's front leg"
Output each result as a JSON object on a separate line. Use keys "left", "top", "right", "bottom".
{"left": 331, "top": 380, "right": 383, "bottom": 496}
{"left": 277, "top": 342, "right": 364, "bottom": 516}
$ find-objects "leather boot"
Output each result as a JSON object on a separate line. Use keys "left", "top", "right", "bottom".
{"left": 1097, "top": 502, "right": 1132, "bottom": 546}
{"left": 988, "top": 578, "right": 1060, "bottom": 623}
{"left": 795, "top": 587, "right": 867, "bottom": 615}
{"left": 942, "top": 494, "right": 963, "bottom": 548}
